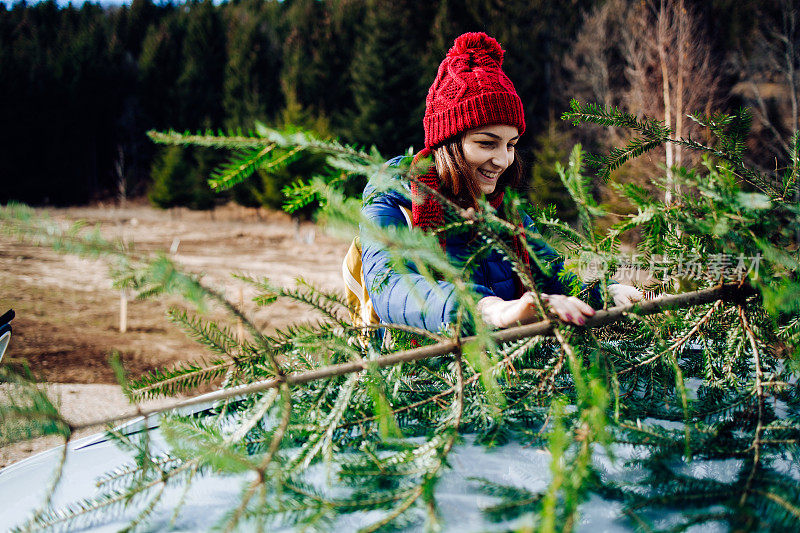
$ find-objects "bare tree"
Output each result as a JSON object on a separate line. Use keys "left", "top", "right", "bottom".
{"left": 624, "top": 0, "right": 720, "bottom": 203}
{"left": 564, "top": 0, "right": 628, "bottom": 111}
{"left": 657, "top": 0, "right": 676, "bottom": 202}
{"left": 730, "top": 0, "right": 799, "bottom": 245}
{"left": 567, "top": 0, "right": 721, "bottom": 204}
{"left": 733, "top": 0, "right": 799, "bottom": 162}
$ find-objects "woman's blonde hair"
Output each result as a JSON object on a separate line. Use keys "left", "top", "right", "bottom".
{"left": 432, "top": 135, "right": 524, "bottom": 210}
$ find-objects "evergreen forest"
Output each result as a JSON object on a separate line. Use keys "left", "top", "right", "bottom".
{"left": 1, "top": 0, "right": 798, "bottom": 218}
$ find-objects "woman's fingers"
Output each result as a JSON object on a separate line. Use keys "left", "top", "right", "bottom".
{"left": 478, "top": 295, "right": 538, "bottom": 329}
{"left": 509, "top": 295, "right": 539, "bottom": 325}
{"left": 608, "top": 284, "right": 644, "bottom": 306}
{"left": 545, "top": 294, "right": 594, "bottom": 326}
{"left": 572, "top": 297, "right": 595, "bottom": 317}
{"left": 481, "top": 293, "right": 599, "bottom": 329}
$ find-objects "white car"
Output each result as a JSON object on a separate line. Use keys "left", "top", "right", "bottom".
{"left": 0, "top": 400, "right": 640, "bottom": 532}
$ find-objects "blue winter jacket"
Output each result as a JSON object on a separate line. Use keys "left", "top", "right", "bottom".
{"left": 360, "top": 157, "right": 598, "bottom": 333}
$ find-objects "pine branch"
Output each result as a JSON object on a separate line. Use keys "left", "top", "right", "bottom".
{"left": 207, "top": 143, "right": 279, "bottom": 190}
{"left": 147, "top": 129, "right": 272, "bottom": 149}
{"left": 61, "top": 284, "right": 755, "bottom": 431}
{"left": 222, "top": 383, "right": 293, "bottom": 532}
{"left": 128, "top": 358, "right": 233, "bottom": 401}
{"left": 737, "top": 306, "right": 767, "bottom": 508}
{"left": 95, "top": 454, "right": 183, "bottom": 491}
{"left": 9, "top": 109, "right": 799, "bottom": 531}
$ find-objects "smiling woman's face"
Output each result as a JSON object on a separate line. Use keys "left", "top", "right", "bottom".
{"left": 461, "top": 124, "right": 520, "bottom": 195}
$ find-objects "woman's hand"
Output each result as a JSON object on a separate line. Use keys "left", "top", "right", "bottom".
{"left": 540, "top": 293, "right": 595, "bottom": 326}
{"left": 608, "top": 284, "right": 644, "bottom": 306}
{"left": 477, "top": 293, "right": 539, "bottom": 329}
{"left": 477, "top": 292, "right": 595, "bottom": 329}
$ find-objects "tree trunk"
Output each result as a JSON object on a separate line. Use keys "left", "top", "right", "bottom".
{"left": 783, "top": 1, "right": 800, "bottom": 246}
{"left": 116, "top": 145, "right": 127, "bottom": 209}
{"left": 784, "top": 1, "right": 798, "bottom": 135}
{"left": 658, "top": 0, "right": 674, "bottom": 205}
{"left": 675, "top": 0, "right": 685, "bottom": 179}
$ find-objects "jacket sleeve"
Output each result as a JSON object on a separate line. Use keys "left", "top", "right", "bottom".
{"left": 360, "top": 196, "right": 494, "bottom": 333}
{"left": 523, "top": 214, "right": 614, "bottom": 306}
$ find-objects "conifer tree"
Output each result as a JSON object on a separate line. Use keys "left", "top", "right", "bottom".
{"left": 147, "top": 145, "right": 195, "bottom": 209}
{"left": 138, "top": 14, "right": 185, "bottom": 130}
{"left": 349, "top": 0, "right": 428, "bottom": 154}
{"left": 278, "top": 0, "right": 363, "bottom": 136}
{"left": 222, "top": 0, "right": 283, "bottom": 129}
{"left": 422, "top": 0, "right": 480, "bottom": 73}
{"left": 176, "top": 0, "right": 226, "bottom": 131}
{"left": 528, "top": 127, "right": 579, "bottom": 220}
{"left": 2, "top": 2, "right": 800, "bottom": 529}
{"left": 111, "top": 0, "right": 161, "bottom": 60}
{"left": 2, "top": 104, "right": 798, "bottom": 531}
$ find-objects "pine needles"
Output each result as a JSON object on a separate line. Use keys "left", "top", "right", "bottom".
{"left": 3, "top": 107, "right": 799, "bottom": 531}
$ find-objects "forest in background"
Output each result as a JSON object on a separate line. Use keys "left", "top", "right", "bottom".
{"left": 0, "top": 0, "right": 797, "bottom": 219}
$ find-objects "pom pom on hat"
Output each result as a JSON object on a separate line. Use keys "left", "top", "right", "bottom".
{"left": 423, "top": 32, "right": 525, "bottom": 148}
{"left": 447, "top": 32, "right": 504, "bottom": 64}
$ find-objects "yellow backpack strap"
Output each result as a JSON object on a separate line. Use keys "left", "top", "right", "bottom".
{"left": 342, "top": 204, "right": 413, "bottom": 332}
{"left": 342, "top": 236, "right": 381, "bottom": 328}
{"left": 398, "top": 205, "right": 412, "bottom": 227}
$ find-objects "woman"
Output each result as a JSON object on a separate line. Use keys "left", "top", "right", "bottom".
{"left": 360, "top": 32, "right": 641, "bottom": 333}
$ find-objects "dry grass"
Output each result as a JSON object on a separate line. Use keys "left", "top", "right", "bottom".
{"left": 0, "top": 202, "right": 347, "bottom": 465}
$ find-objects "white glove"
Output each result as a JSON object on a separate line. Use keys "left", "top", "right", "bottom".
{"left": 608, "top": 284, "right": 644, "bottom": 306}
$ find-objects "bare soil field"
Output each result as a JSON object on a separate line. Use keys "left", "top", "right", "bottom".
{"left": 0, "top": 202, "right": 348, "bottom": 466}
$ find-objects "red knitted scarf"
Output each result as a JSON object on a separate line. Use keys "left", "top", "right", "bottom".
{"left": 409, "top": 148, "right": 531, "bottom": 296}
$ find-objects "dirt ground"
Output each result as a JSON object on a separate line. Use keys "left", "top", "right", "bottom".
{"left": 0, "top": 202, "right": 348, "bottom": 466}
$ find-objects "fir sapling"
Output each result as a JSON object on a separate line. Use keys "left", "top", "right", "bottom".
{"left": 0, "top": 109, "right": 797, "bottom": 532}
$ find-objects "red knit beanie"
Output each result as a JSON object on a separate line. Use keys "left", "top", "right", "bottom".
{"left": 423, "top": 32, "right": 525, "bottom": 149}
